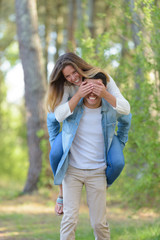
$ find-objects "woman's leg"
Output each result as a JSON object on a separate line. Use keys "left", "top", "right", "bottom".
{"left": 49, "top": 132, "right": 64, "bottom": 215}
{"left": 49, "top": 132, "right": 63, "bottom": 176}
{"left": 106, "top": 135, "right": 125, "bottom": 186}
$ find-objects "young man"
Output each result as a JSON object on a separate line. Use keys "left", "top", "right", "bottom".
{"left": 47, "top": 75, "right": 131, "bottom": 240}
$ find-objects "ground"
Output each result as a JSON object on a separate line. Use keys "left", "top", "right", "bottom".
{"left": 0, "top": 183, "right": 159, "bottom": 240}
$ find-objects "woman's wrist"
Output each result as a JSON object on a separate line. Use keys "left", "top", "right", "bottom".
{"left": 69, "top": 91, "right": 81, "bottom": 113}
{"left": 75, "top": 89, "right": 82, "bottom": 99}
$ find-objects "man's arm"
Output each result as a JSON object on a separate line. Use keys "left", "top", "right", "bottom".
{"left": 47, "top": 112, "right": 60, "bottom": 147}
{"left": 117, "top": 113, "right": 132, "bottom": 149}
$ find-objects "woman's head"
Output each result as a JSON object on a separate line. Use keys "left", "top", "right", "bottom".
{"left": 46, "top": 52, "right": 109, "bottom": 112}
{"left": 62, "top": 65, "right": 82, "bottom": 86}
{"left": 50, "top": 52, "right": 93, "bottom": 85}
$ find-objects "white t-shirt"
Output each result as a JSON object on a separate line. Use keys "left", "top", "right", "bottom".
{"left": 54, "top": 75, "right": 130, "bottom": 122}
{"left": 69, "top": 106, "right": 106, "bottom": 169}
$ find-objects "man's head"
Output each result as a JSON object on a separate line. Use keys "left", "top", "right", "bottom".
{"left": 83, "top": 73, "right": 106, "bottom": 109}
{"left": 90, "top": 72, "right": 107, "bottom": 86}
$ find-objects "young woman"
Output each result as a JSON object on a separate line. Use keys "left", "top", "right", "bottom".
{"left": 46, "top": 52, "right": 130, "bottom": 215}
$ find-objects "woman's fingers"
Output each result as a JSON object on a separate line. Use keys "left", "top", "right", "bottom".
{"left": 92, "top": 82, "right": 106, "bottom": 97}
{"left": 79, "top": 80, "right": 106, "bottom": 98}
{"left": 78, "top": 82, "right": 93, "bottom": 97}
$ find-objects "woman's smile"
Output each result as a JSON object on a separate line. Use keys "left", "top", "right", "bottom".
{"left": 62, "top": 65, "right": 82, "bottom": 86}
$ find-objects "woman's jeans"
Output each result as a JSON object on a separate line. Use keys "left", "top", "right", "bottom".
{"left": 49, "top": 132, "right": 125, "bottom": 185}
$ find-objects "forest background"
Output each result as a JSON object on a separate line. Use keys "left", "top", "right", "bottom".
{"left": 0, "top": 0, "right": 160, "bottom": 214}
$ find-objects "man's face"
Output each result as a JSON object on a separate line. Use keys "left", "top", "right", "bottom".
{"left": 83, "top": 79, "right": 102, "bottom": 109}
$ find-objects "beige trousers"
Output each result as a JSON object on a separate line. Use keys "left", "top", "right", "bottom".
{"left": 60, "top": 165, "right": 110, "bottom": 240}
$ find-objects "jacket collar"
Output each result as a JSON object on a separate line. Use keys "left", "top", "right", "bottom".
{"left": 101, "top": 98, "right": 110, "bottom": 112}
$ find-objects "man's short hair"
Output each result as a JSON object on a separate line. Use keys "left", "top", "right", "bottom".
{"left": 83, "top": 72, "right": 107, "bottom": 86}
{"left": 92, "top": 72, "right": 107, "bottom": 86}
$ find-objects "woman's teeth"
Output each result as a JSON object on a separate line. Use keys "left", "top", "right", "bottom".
{"left": 74, "top": 79, "right": 79, "bottom": 83}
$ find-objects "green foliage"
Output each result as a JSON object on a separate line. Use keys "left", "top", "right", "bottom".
{"left": 72, "top": 0, "right": 160, "bottom": 209}
{"left": 0, "top": 102, "right": 28, "bottom": 181}
{"left": 0, "top": 1, "right": 27, "bottom": 182}
{"left": 75, "top": 32, "right": 111, "bottom": 70}
{"left": 5, "top": 42, "right": 19, "bottom": 66}
{"left": 123, "top": 79, "right": 160, "bottom": 208}
{"left": 119, "top": 1, "right": 160, "bottom": 208}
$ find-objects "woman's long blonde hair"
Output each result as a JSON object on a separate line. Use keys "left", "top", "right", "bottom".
{"left": 46, "top": 52, "right": 109, "bottom": 112}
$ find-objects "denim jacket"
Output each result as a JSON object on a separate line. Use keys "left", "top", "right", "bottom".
{"left": 47, "top": 98, "right": 132, "bottom": 185}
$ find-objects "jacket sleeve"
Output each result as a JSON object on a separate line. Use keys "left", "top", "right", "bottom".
{"left": 47, "top": 112, "right": 60, "bottom": 147}
{"left": 117, "top": 113, "right": 132, "bottom": 149}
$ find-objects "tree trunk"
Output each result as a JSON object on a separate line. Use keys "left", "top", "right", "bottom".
{"left": 44, "top": 1, "right": 51, "bottom": 81}
{"left": 87, "top": 0, "right": 95, "bottom": 38}
{"left": 15, "top": 0, "right": 47, "bottom": 193}
{"left": 128, "top": 0, "right": 144, "bottom": 89}
{"left": 67, "top": 0, "right": 75, "bottom": 50}
{"left": 54, "top": 1, "right": 63, "bottom": 61}
{"left": 76, "top": 0, "right": 83, "bottom": 29}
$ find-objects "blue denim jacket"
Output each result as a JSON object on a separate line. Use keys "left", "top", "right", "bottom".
{"left": 47, "top": 98, "right": 132, "bottom": 185}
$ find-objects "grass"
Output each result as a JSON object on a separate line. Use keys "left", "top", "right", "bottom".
{"left": 0, "top": 181, "right": 159, "bottom": 240}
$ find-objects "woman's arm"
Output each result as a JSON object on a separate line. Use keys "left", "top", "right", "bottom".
{"left": 54, "top": 85, "right": 76, "bottom": 123}
{"left": 107, "top": 75, "right": 130, "bottom": 115}
{"left": 68, "top": 81, "right": 93, "bottom": 112}
{"left": 92, "top": 75, "right": 130, "bottom": 115}
{"left": 55, "top": 83, "right": 93, "bottom": 122}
